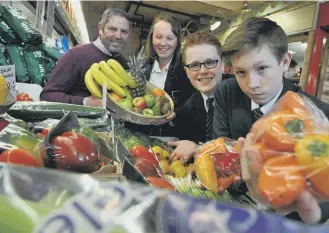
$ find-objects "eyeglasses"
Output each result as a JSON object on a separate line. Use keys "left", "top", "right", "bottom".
{"left": 185, "top": 59, "right": 220, "bottom": 71}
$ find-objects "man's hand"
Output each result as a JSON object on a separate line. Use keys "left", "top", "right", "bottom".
{"left": 86, "top": 95, "right": 103, "bottom": 107}
{"left": 238, "top": 133, "right": 322, "bottom": 224}
{"left": 167, "top": 140, "right": 197, "bottom": 162}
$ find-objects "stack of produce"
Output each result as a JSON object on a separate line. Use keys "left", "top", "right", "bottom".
{"left": 117, "top": 128, "right": 236, "bottom": 201}
{"left": 0, "top": 111, "right": 116, "bottom": 173}
{"left": 246, "top": 91, "right": 329, "bottom": 208}
{"left": 0, "top": 5, "right": 63, "bottom": 86}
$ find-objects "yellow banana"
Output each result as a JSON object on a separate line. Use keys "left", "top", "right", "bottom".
{"left": 107, "top": 59, "right": 137, "bottom": 88}
{"left": 99, "top": 61, "right": 127, "bottom": 87}
{"left": 84, "top": 69, "right": 102, "bottom": 98}
{"left": 0, "top": 75, "right": 8, "bottom": 105}
{"left": 123, "top": 87, "right": 133, "bottom": 101}
{"left": 90, "top": 63, "right": 126, "bottom": 98}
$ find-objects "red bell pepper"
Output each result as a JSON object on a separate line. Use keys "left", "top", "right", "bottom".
{"left": 130, "top": 145, "right": 159, "bottom": 166}
{"left": 0, "top": 149, "right": 42, "bottom": 167}
{"left": 52, "top": 131, "right": 99, "bottom": 172}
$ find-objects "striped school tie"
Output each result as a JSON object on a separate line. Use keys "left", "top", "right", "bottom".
{"left": 252, "top": 108, "right": 263, "bottom": 123}
{"left": 206, "top": 97, "right": 214, "bottom": 141}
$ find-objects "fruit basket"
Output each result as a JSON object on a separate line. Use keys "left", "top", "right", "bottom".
{"left": 106, "top": 82, "right": 174, "bottom": 126}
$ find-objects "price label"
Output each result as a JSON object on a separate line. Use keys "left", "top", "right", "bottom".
{"left": 0, "top": 65, "right": 16, "bottom": 98}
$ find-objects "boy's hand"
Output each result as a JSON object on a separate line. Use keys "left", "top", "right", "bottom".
{"left": 238, "top": 133, "right": 322, "bottom": 224}
{"left": 168, "top": 140, "right": 197, "bottom": 162}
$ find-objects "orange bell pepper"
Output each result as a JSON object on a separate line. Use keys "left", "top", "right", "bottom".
{"left": 295, "top": 134, "right": 329, "bottom": 198}
{"left": 258, "top": 155, "right": 306, "bottom": 207}
{"left": 194, "top": 153, "right": 218, "bottom": 193}
{"left": 275, "top": 91, "right": 309, "bottom": 116}
{"left": 252, "top": 110, "right": 314, "bottom": 152}
{"left": 197, "top": 138, "right": 227, "bottom": 155}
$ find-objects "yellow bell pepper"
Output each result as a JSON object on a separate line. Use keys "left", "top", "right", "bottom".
{"left": 295, "top": 134, "right": 329, "bottom": 198}
{"left": 0, "top": 75, "right": 8, "bottom": 105}
{"left": 194, "top": 153, "right": 218, "bottom": 193}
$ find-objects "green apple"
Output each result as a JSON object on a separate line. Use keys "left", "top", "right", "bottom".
{"left": 118, "top": 98, "right": 133, "bottom": 110}
{"left": 144, "top": 94, "right": 155, "bottom": 108}
{"left": 143, "top": 108, "right": 154, "bottom": 116}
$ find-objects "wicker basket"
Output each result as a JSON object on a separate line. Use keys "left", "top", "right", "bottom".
{"left": 106, "top": 82, "right": 174, "bottom": 126}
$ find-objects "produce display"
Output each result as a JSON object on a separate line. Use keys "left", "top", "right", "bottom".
{"left": 0, "top": 110, "right": 117, "bottom": 173}
{"left": 245, "top": 91, "right": 329, "bottom": 208}
{"left": 116, "top": 128, "right": 237, "bottom": 201}
{"left": 1, "top": 164, "right": 329, "bottom": 233}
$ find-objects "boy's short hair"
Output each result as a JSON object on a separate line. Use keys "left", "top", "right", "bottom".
{"left": 182, "top": 32, "right": 222, "bottom": 64}
{"left": 220, "top": 17, "right": 288, "bottom": 66}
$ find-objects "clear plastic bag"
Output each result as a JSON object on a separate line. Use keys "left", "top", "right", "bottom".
{"left": 1, "top": 163, "right": 329, "bottom": 233}
{"left": 194, "top": 137, "right": 241, "bottom": 193}
{"left": 243, "top": 91, "right": 329, "bottom": 208}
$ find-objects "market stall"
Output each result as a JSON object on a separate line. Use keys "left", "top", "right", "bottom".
{"left": 2, "top": 1, "right": 329, "bottom": 232}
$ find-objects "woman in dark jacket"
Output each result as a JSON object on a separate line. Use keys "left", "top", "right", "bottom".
{"left": 126, "top": 13, "right": 195, "bottom": 136}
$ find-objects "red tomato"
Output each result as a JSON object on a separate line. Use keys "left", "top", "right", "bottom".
{"left": 0, "top": 149, "right": 42, "bottom": 167}
{"left": 24, "top": 97, "right": 33, "bottom": 101}
{"left": 52, "top": 131, "right": 99, "bottom": 172}
{"left": 130, "top": 145, "right": 159, "bottom": 166}
{"left": 41, "top": 128, "right": 51, "bottom": 137}
{"left": 16, "top": 93, "right": 29, "bottom": 101}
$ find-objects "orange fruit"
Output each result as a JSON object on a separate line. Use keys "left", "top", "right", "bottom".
{"left": 152, "top": 88, "right": 165, "bottom": 97}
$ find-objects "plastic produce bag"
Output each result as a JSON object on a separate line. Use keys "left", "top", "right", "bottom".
{"left": 5, "top": 44, "right": 29, "bottom": 82}
{"left": 8, "top": 101, "right": 107, "bottom": 121}
{"left": 43, "top": 56, "right": 56, "bottom": 85}
{"left": 38, "top": 112, "right": 101, "bottom": 173}
{"left": 1, "top": 164, "right": 329, "bottom": 233}
{"left": 243, "top": 91, "right": 329, "bottom": 208}
{"left": 42, "top": 42, "right": 63, "bottom": 61}
{"left": 0, "top": 43, "right": 10, "bottom": 66}
{"left": 0, "top": 5, "right": 42, "bottom": 44}
{"left": 193, "top": 137, "right": 241, "bottom": 193}
{"left": 0, "top": 123, "right": 44, "bottom": 167}
{"left": 0, "top": 16, "right": 20, "bottom": 44}
{"left": 23, "top": 45, "right": 46, "bottom": 85}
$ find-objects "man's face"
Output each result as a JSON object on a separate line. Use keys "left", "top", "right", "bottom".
{"left": 231, "top": 45, "right": 291, "bottom": 105}
{"left": 184, "top": 44, "right": 223, "bottom": 95}
{"left": 98, "top": 15, "right": 129, "bottom": 53}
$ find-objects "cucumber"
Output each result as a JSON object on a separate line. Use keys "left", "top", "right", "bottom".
{"left": 8, "top": 102, "right": 106, "bottom": 121}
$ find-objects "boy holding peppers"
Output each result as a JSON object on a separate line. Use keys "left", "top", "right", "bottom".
{"left": 213, "top": 17, "right": 329, "bottom": 224}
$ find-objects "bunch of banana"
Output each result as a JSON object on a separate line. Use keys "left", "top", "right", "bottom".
{"left": 84, "top": 59, "right": 137, "bottom": 99}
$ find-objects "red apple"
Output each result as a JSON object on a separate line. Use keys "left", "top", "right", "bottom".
{"left": 132, "top": 97, "right": 147, "bottom": 109}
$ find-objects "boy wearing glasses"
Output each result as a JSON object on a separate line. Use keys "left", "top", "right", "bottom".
{"left": 167, "top": 33, "right": 225, "bottom": 161}
{"left": 214, "top": 17, "right": 329, "bottom": 224}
